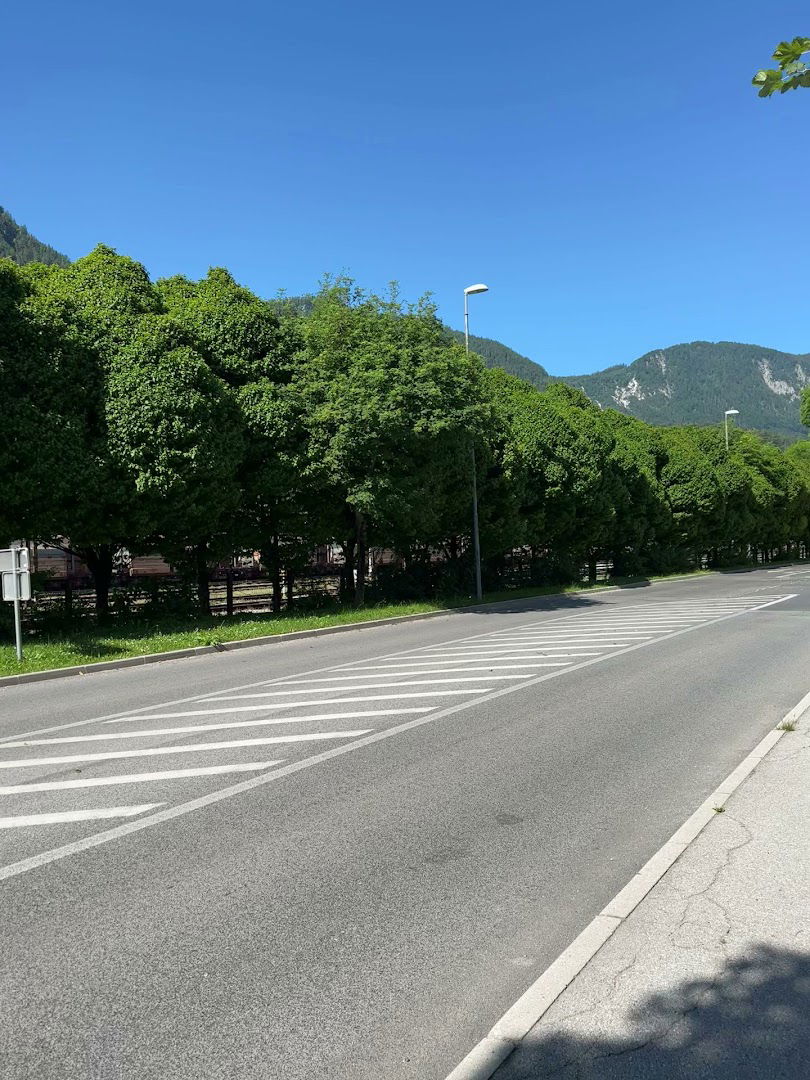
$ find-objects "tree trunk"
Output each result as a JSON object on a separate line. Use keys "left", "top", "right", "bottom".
{"left": 354, "top": 509, "right": 367, "bottom": 608}
{"left": 195, "top": 542, "right": 211, "bottom": 616}
{"left": 79, "top": 544, "right": 116, "bottom": 622}
{"left": 587, "top": 554, "right": 597, "bottom": 584}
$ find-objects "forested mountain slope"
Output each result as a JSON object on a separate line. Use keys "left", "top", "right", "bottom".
{"left": 0, "top": 207, "right": 69, "bottom": 267}
{"left": 571, "top": 341, "right": 809, "bottom": 439}
{"left": 449, "top": 330, "right": 551, "bottom": 390}
{"left": 459, "top": 332, "right": 808, "bottom": 439}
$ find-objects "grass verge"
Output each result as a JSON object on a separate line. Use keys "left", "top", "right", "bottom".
{"left": 0, "top": 566, "right": 728, "bottom": 678}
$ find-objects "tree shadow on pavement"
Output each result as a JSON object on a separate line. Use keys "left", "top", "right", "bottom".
{"left": 497, "top": 944, "right": 810, "bottom": 1079}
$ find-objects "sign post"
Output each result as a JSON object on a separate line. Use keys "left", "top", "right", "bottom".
{"left": 1, "top": 545, "right": 30, "bottom": 662}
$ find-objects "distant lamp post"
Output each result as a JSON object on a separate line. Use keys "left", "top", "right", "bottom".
{"left": 724, "top": 408, "right": 740, "bottom": 451}
{"left": 464, "top": 283, "right": 489, "bottom": 601}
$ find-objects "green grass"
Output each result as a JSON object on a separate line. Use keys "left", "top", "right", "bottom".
{"left": 0, "top": 564, "right": 758, "bottom": 678}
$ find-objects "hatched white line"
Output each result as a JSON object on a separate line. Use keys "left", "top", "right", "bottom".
{"left": 473, "top": 633, "right": 652, "bottom": 640}
{"left": 107, "top": 692, "right": 483, "bottom": 719}
{"left": 0, "top": 805, "right": 165, "bottom": 829}
{"left": 208, "top": 687, "right": 491, "bottom": 700}
{"left": 420, "top": 643, "right": 603, "bottom": 652}
{"left": 104, "top": 703, "right": 432, "bottom": 722}
{"left": 470, "top": 633, "right": 654, "bottom": 640}
{"left": 278, "top": 674, "right": 530, "bottom": 685}
{"left": 396, "top": 654, "right": 587, "bottom": 662}
{"left": 0, "top": 763, "right": 284, "bottom": 795}
{"left": 1, "top": 594, "right": 792, "bottom": 752}
{"left": 0, "top": 731, "right": 373, "bottom": 770}
{"left": 543, "top": 620, "right": 699, "bottom": 627}
{"left": 348, "top": 663, "right": 573, "bottom": 672}
{"left": 0, "top": 593, "right": 795, "bottom": 882}
{"left": 10, "top": 710, "right": 432, "bottom": 746}
{"left": 412, "top": 651, "right": 602, "bottom": 659}
{"left": 210, "top": 679, "right": 508, "bottom": 694}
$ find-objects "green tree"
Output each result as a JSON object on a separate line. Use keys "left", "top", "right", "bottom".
{"left": 753, "top": 37, "right": 810, "bottom": 96}
{"left": 105, "top": 316, "right": 245, "bottom": 612}
{"left": 296, "top": 279, "right": 486, "bottom": 605}
{"left": 158, "top": 268, "right": 305, "bottom": 608}
{"left": 0, "top": 260, "right": 94, "bottom": 544}
{"left": 23, "top": 247, "right": 165, "bottom": 616}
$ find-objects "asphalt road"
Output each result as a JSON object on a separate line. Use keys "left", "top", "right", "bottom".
{"left": 1, "top": 567, "right": 809, "bottom": 1079}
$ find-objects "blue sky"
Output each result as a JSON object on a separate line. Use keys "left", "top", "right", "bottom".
{"left": 3, "top": 1, "right": 808, "bottom": 375}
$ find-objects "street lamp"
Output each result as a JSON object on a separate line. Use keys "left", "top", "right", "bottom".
{"left": 724, "top": 408, "right": 739, "bottom": 451}
{"left": 464, "top": 283, "right": 489, "bottom": 601}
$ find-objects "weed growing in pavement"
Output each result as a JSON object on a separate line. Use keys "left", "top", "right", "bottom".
{"left": 713, "top": 806, "right": 726, "bottom": 813}
{"left": 777, "top": 721, "right": 797, "bottom": 732}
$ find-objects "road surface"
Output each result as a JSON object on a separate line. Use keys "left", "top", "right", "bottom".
{"left": 1, "top": 567, "right": 809, "bottom": 1079}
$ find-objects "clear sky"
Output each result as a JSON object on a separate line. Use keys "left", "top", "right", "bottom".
{"left": 3, "top": 1, "right": 808, "bottom": 375}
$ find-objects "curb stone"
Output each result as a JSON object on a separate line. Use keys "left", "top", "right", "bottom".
{"left": 443, "top": 686, "right": 810, "bottom": 1080}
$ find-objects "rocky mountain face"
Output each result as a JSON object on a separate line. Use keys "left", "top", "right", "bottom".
{"left": 571, "top": 341, "right": 809, "bottom": 439}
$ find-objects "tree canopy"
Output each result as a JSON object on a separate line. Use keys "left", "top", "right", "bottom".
{"left": 3, "top": 248, "right": 809, "bottom": 619}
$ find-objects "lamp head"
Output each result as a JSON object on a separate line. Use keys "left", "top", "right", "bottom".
{"left": 725, "top": 409, "right": 740, "bottom": 416}
{"left": 464, "top": 283, "right": 489, "bottom": 295}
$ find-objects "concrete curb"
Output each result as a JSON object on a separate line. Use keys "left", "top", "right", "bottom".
{"left": 0, "top": 585, "right": 628, "bottom": 689}
{"left": 444, "top": 686, "right": 810, "bottom": 1080}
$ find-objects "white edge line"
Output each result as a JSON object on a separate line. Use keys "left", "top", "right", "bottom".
{"left": 0, "top": 594, "right": 795, "bottom": 884}
{"left": 442, "top": 681, "right": 810, "bottom": 1080}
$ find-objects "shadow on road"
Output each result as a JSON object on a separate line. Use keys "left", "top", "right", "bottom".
{"left": 497, "top": 944, "right": 810, "bottom": 1078}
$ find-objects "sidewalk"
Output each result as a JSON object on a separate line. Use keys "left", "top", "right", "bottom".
{"left": 493, "top": 706, "right": 810, "bottom": 1079}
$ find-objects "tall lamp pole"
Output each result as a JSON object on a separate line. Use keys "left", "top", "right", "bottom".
{"left": 464, "top": 283, "right": 488, "bottom": 601}
{"left": 724, "top": 408, "right": 739, "bottom": 451}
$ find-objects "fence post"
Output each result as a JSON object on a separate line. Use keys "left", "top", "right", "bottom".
{"left": 226, "top": 570, "right": 234, "bottom": 617}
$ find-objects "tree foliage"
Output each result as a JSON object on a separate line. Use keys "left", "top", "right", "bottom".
{"left": 753, "top": 37, "right": 810, "bottom": 97}
{"left": 3, "top": 250, "right": 809, "bottom": 622}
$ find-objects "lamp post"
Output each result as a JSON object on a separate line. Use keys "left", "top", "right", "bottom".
{"left": 464, "top": 283, "right": 488, "bottom": 601}
{"left": 724, "top": 408, "right": 739, "bottom": 451}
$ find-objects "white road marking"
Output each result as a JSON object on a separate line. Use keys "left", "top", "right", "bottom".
{"left": 204, "top": 687, "right": 487, "bottom": 701}
{"left": 281, "top": 673, "right": 533, "bottom": 684}
{"left": 0, "top": 763, "right": 283, "bottom": 794}
{"left": 0, "top": 731, "right": 373, "bottom": 770}
{"left": 421, "top": 645, "right": 602, "bottom": 653}
{"left": 7, "top": 710, "right": 431, "bottom": 746}
{"left": 104, "top": 703, "right": 425, "bottom": 721}
{"left": 0, "top": 805, "right": 164, "bottom": 829}
{"left": 3, "top": 594, "right": 790, "bottom": 750}
{"left": 415, "top": 651, "right": 602, "bottom": 659}
{"left": 349, "top": 662, "right": 574, "bottom": 672}
{"left": 393, "top": 654, "right": 586, "bottom": 662}
{"left": 105, "top": 693, "right": 482, "bottom": 720}
{"left": 0, "top": 593, "right": 795, "bottom": 882}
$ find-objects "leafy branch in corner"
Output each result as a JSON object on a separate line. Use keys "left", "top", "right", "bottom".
{"left": 753, "top": 37, "right": 810, "bottom": 97}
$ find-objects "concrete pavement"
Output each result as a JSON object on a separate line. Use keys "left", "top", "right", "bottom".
{"left": 491, "top": 687, "right": 810, "bottom": 1079}
{"left": 1, "top": 567, "right": 809, "bottom": 1078}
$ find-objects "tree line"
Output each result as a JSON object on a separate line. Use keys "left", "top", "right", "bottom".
{"left": 2, "top": 246, "right": 809, "bottom": 620}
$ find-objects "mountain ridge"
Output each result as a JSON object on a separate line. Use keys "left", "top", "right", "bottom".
{"left": 0, "top": 206, "right": 70, "bottom": 267}
{"left": 2, "top": 206, "right": 805, "bottom": 438}
{"left": 456, "top": 332, "right": 808, "bottom": 440}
